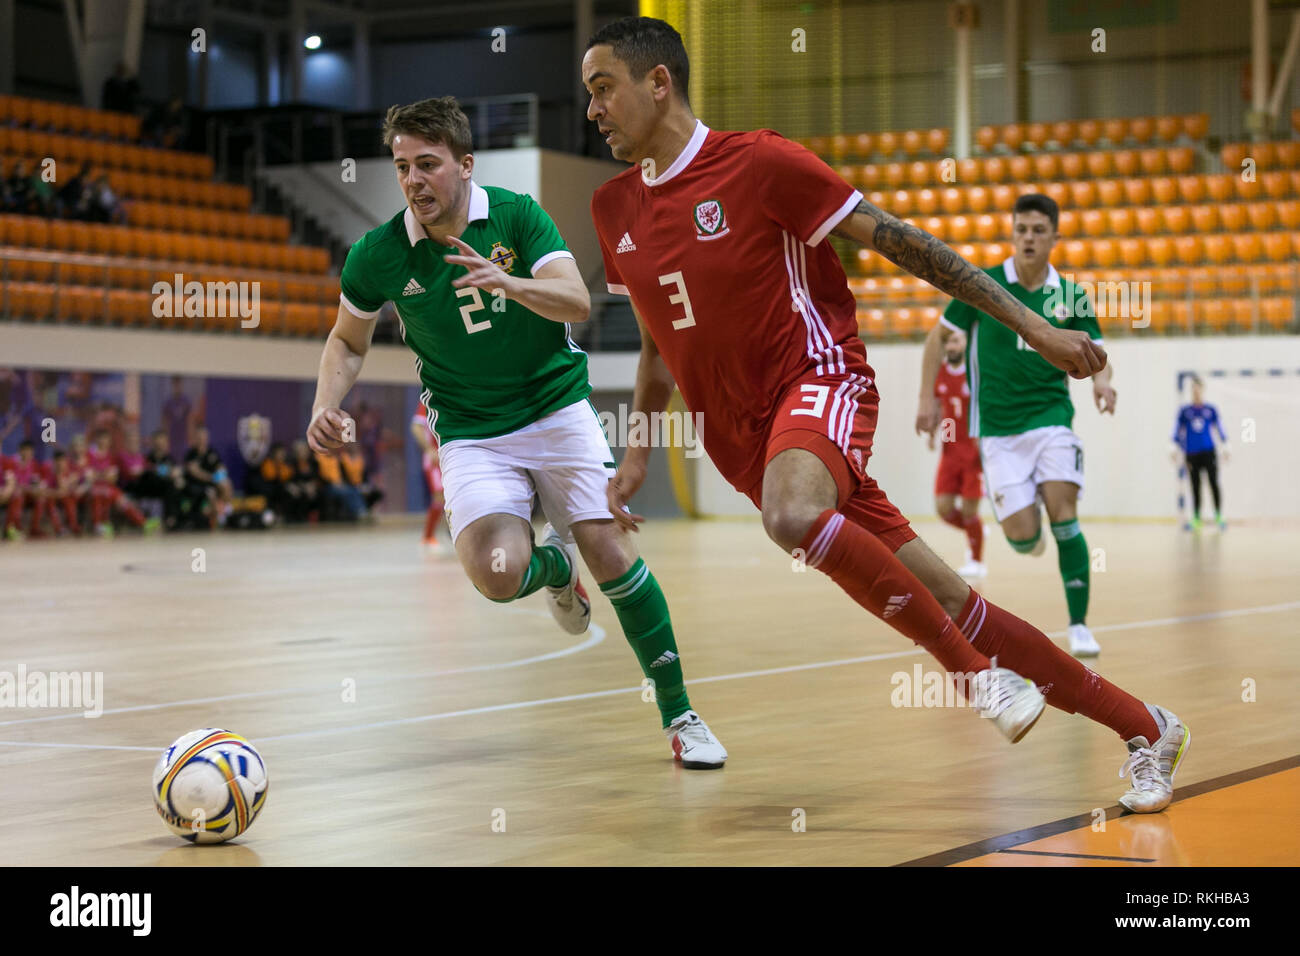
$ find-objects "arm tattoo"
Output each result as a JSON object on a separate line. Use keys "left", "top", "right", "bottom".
{"left": 835, "top": 199, "right": 1036, "bottom": 337}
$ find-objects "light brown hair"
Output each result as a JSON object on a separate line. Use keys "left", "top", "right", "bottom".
{"left": 382, "top": 96, "right": 473, "bottom": 158}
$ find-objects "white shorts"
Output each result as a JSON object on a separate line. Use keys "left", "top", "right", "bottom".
{"left": 979, "top": 425, "right": 1085, "bottom": 522}
{"left": 438, "top": 399, "right": 617, "bottom": 544}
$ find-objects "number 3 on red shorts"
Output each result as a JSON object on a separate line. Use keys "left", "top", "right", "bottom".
{"left": 790, "top": 384, "right": 830, "bottom": 418}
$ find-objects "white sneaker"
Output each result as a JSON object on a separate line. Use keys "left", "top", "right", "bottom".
{"left": 972, "top": 667, "right": 1045, "bottom": 743}
{"left": 1068, "top": 623, "right": 1101, "bottom": 658}
{"left": 541, "top": 523, "right": 590, "bottom": 635}
{"left": 664, "top": 710, "right": 727, "bottom": 769}
{"left": 958, "top": 559, "right": 987, "bottom": 579}
{"left": 1118, "top": 705, "right": 1190, "bottom": 813}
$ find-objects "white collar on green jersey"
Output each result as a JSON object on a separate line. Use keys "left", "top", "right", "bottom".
{"left": 643, "top": 119, "right": 710, "bottom": 187}
{"left": 1002, "top": 255, "right": 1060, "bottom": 290}
{"left": 403, "top": 180, "right": 491, "bottom": 246}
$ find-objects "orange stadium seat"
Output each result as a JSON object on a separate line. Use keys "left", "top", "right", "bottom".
{"left": 1219, "top": 204, "right": 1246, "bottom": 231}
{"left": 852, "top": 133, "right": 874, "bottom": 158}
{"left": 1205, "top": 175, "right": 1234, "bottom": 202}
{"left": 882, "top": 163, "right": 906, "bottom": 189}
{"left": 1051, "top": 120, "right": 1076, "bottom": 146}
{"left": 901, "top": 130, "right": 923, "bottom": 156}
{"left": 974, "top": 213, "right": 999, "bottom": 241}
{"left": 1075, "top": 119, "right": 1100, "bottom": 145}
{"left": 1068, "top": 180, "right": 1097, "bottom": 209}
{"left": 976, "top": 126, "right": 998, "bottom": 152}
{"left": 830, "top": 134, "right": 850, "bottom": 161}
{"left": 1031, "top": 152, "right": 1060, "bottom": 181}
{"left": 1000, "top": 124, "right": 1024, "bottom": 151}
{"left": 1162, "top": 206, "right": 1190, "bottom": 234}
{"left": 915, "top": 188, "right": 938, "bottom": 215}
{"left": 1130, "top": 116, "right": 1154, "bottom": 143}
{"left": 1247, "top": 202, "right": 1277, "bottom": 230}
{"left": 1102, "top": 118, "right": 1128, "bottom": 143}
{"left": 908, "top": 160, "right": 933, "bottom": 187}
{"left": 1190, "top": 205, "right": 1216, "bottom": 234}
{"left": 1151, "top": 176, "right": 1178, "bottom": 205}
{"left": 1174, "top": 235, "right": 1203, "bottom": 264}
{"left": 1113, "top": 150, "right": 1139, "bottom": 177}
{"left": 1262, "top": 296, "right": 1294, "bottom": 329}
{"left": 984, "top": 156, "right": 1009, "bottom": 183}
{"left": 1135, "top": 206, "right": 1161, "bottom": 235}
{"left": 889, "top": 189, "right": 912, "bottom": 218}
{"left": 948, "top": 214, "right": 972, "bottom": 241}
{"left": 808, "top": 136, "right": 829, "bottom": 157}
{"left": 1007, "top": 154, "right": 1033, "bottom": 182}
{"left": 1263, "top": 232, "right": 1292, "bottom": 262}
{"left": 1138, "top": 148, "right": 1166, "bottom": 175}
{"left": 857, "top": 165, "right": 880, "bottom": 190}
{"left": 1203, "top": 234, "right": 1231, "bottom": 264}
{"left": 1042, "top": 181, "right": 1068, "bottom": 208}
{"left": 966, "top": 186, "right": 990, "bottom": 213}
{"left": 1123, "top": 178, "right": 1152, "bottom": 205}
{"left": 1086, "top": 152, "right": 1113, "bottom": 179}
{"left": 1104, "top": 207, "right": 1133, "bottom": 235}
{"left": 1058, "top": 152, "right": 1084, "bottom": 180}
{"left": 1275, "top": 141, "right": 1300, "bottom": 167}
{"left": 1200, "top": 299, "right": 1231, "bottom": 332}
{"left": 1231, "top": 233, "right": 1262, "bottom": 263}
{"left": 927, "top": 128, "right": 948, "bottom": 154}
{"left": 1057, "top": 209, "right": 1079, "bottom": 235}
{"left": 1081, "top": 208, "right": 1106, "bottom": 236}
{"left": 1277, "top": 200, "right": 1300, "bottom": 229}
{"left": 1155, "top": 115, "right": 1181, "bottom": 142}
{"left": 989, "top": 183, "right": 1016, "bottom": 210}
{"left": 955, "top": 158, "right": 978, "bottom": 183}
{"left": 1183, "top": 113, "right": 1209, "bottom": 139}
{"left": 1261, "top": 170, "right": 1289, "bottom": 198}
{"left": 1118, "top": 237, "right": 1145, "bottom": 267}
{"left": 877, "top": 131, "right": 898, "bottom": 156}
{"left": 1093, "top": 238, "right": 1117, "bottom": 268}
{"left": 1062, "top": 239, "right": 1089, "bottom": 268}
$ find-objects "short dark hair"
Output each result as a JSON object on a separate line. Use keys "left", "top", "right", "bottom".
{"left": 53, "top": 450, "right": 66, "bottom": 459}
{"left": 588, "top": 16, "right": 690, "bottom": 104}
{"left": 382, "top": 96, "right": 473, "bottom": 158}
{"left": 18, "top": 439, "right": 33, "bottom": 450}
{"left": 1013, "top": 193, "right": 1059, "bottom": 230}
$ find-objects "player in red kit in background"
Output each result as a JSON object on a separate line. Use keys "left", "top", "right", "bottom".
{"left": 927, "top": 329, "right": 985, "bottom": 578}
{"left": 582, "top": 16, "right": 1187, "bottom": 812}
{"left": 410, "top": 402, "right": 445, "bottom": 552}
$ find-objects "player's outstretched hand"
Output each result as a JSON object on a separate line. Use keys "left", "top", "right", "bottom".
{"left": 1094, "top": 382, "right": 1117, "bottom": 414}
{"left": 1029, "top": 324, "right": 1107, "bottom": 379}
{"left": 915, "top": 395, "right": 941, "bottom": 438}
{"left": 307, "top": 407, "right": 350, "bottom": 454}
{"left": 444, "top": 236, "right": 512, "bottom": 295}
{"left": 607, "top": 461, "right": 648, "bottom": 533}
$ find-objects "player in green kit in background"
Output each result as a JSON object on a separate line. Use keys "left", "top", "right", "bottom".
{"left": 307, "top": 97, "right": 725, "bottom": 768}
{"left": 917, "top": 194, "right": 1115, "bottom": 658}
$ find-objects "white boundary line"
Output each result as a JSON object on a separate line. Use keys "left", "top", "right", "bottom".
{"left": 1, "top": 601, "right": 1297, "bottom": 752}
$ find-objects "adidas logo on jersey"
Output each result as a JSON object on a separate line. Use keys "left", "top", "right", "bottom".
{"left": 401, "top": 278, "right": 427, "bottom": 296}
{"left": 649, "top": 650, "right": 679, "bottom": 668}
{"left": 616, "top": 232, "right": 636, "bottom": 253}
{"left": 883, "top": 593, "right": 913, "bottom": 619}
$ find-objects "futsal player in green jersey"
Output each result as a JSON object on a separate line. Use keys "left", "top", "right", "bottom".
{"left": 917, "top": 194, "right": 1115, "bottom": 658}
{"left": 307, "top": 97, "right": 725, "bottom": 768}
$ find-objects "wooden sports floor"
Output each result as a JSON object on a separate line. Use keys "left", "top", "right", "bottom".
{"left": 1, "top": 517, "right": 1296, "bottom": 866}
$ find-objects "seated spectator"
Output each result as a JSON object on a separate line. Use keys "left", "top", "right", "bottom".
{"left": 144, "top": 98, "right": 188, "bottom": 149}
{"left": 57, "top": 164, "right": 90, "bottom": 219}
{"left": 5, "top": 161, "right": 31, "bottom": 214}
{"left": 315, "top": 447, "right": 364, "bottom": 521}
{"left": 143, "top": 429, "right": 187, "bottom": 530}
{"left": 248, "top": 441, "right": 294, "bottom": 521}
{"left": 339, "top": 442, "right": 383, "bottom": 515}
{"left": 101, "top": 63, "right": 140, "bottom": 115}
{"left": 26, "top": 163, "right": 56, "bottom": 217}
{"left": 185, "top": 425, "right": 233, "bottom": 528}
{"left": 89, "top": 175, "right": 125, "bottom": 225}
{"left": 0, "top": 452, "right": 18, "bottom": 540}
{"left": 0, "top": 159, "right": 15, "bottom": 213}
{"left": 67, "top": 436, "right": 96, "bottom": 533}
{"left": 286, "top": 439, "right": 323, "bottom": 523}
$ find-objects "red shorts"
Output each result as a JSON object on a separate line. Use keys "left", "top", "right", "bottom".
{"left": 934, "top": 440, "right": 982, "bottom": 499}
{"left": 745, "top": 367, "right": 916, "bottom": 552}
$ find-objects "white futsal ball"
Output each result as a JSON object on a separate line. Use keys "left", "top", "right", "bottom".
{"left": 153, "top": 728, "right": 268, "bottom": 843}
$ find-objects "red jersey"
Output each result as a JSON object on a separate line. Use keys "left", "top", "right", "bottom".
{"left": 934, "top": 361, "right": 976, "bottom": 451}
{"left": 9, "top": 456, "right": 46, "bottom": 487}
{"left": 592, "top": 122, "right": 866, "bottom": 494}
{"left": 86, "top": 447, "right": 116, "bottom": 481}
{"left": 117, "top": 450, "right": 147, "bottom": 481}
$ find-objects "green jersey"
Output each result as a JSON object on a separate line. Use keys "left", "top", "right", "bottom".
{"left": 941, "top": 257, "right": 1102, "bottom": 438}
{"left": 340, "top": 181, "right": 590, "bottom": 443}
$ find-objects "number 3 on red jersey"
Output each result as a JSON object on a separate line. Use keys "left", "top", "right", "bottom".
{"left": 658, "top": 271, "right": 696, "bottom": 330}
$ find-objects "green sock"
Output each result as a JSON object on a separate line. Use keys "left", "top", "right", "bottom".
{"left": 483, "top": 543, "right": 571, "bottom": 603}
{"left": 1006, "top": 529, "right": 1041, "bottom": 554}
{"left": 1051, "top": 519, "right": 1090, "bottom": 625}
{"left": 600, "top": 558, "right": 691, "bottom": 727}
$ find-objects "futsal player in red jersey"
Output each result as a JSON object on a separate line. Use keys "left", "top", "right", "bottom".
{"left": 84, "top": 431, "right": 151, "bottom": 536}
{"left": 5, "top": 440, "right": 64, "bottom": 538}
{"left": 928, "top": 330, "right": 985, "bottom": 578}
{"left": 0, "top": 452, "right": 19, "bottom": 540}
{"left": 410, "top": 402, "right": 445, "bottom": 552}
{"left": 582, "top": 16, "right": 1187, "bottom": 812}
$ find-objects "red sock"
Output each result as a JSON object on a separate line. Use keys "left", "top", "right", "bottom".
{"left": 120, "top": 499, "right": 146, "bottom": 527}
{"left": 964, "top": 514, "right": 984, "bottom": 561}
{"left": 801, "top": 510, "right": 990, "bottom": 682}
{"left": 956, "top": 590, "right": 1159, "bottom": 741}
{"left": 423, "top": 503, "right": 443, "bottom": 541}
{"left": 46, "top": 497, "right": 64, "bottom": 533}
{"left": 30, "top": 497, "right": 48, "bottom": 534}
{"left": 940, "top": 508, "right": 964, "bottom": 531}
{"left": 63, "top": 497, "right": 80, "bottom": 531}
{"left": 5, "top": 493, "right": 22, "bottom": 530}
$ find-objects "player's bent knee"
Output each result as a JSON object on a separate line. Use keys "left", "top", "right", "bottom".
{"left": 472, "top": 565, "right": 525, "bottom": 602}
{"left": 761, "top": 502, "right": 822, "bottom": 553}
